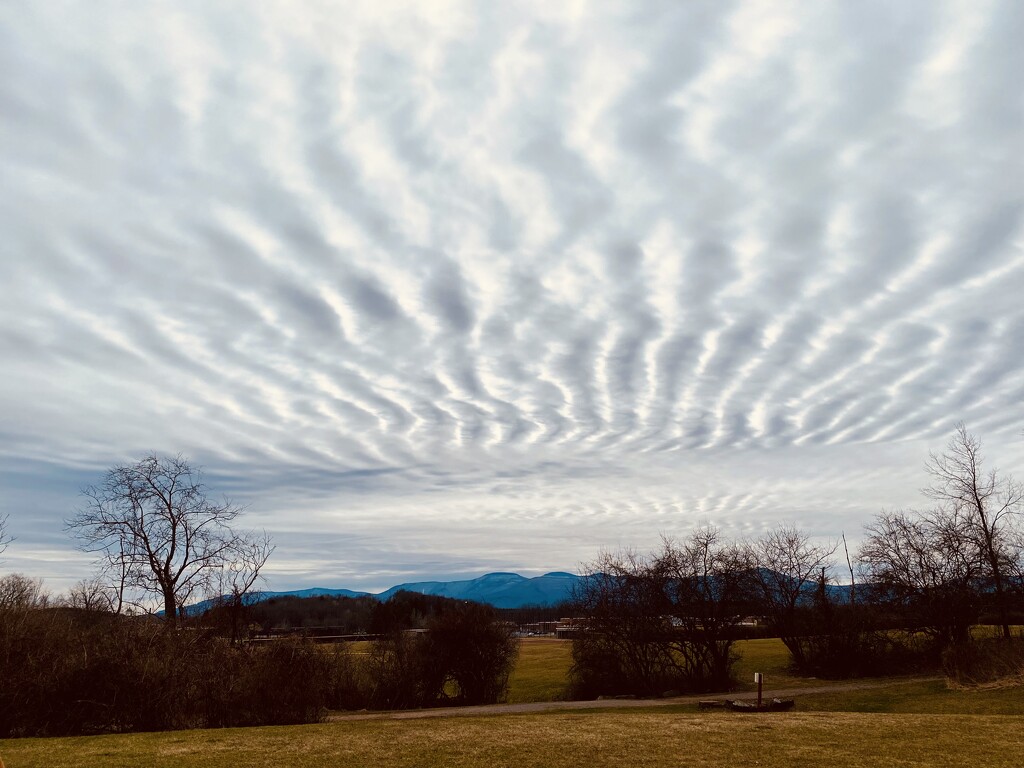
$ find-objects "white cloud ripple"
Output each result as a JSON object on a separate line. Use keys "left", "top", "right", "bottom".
{"left": 1, "top": 0, "right": 1022, "bottom": 590}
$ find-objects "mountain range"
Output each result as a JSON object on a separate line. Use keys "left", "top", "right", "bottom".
{"left": 191, "top": 570, "right": 855, "bottom": 613}
{"left": 246, "top": 571, "right": 583, "bottom": 610}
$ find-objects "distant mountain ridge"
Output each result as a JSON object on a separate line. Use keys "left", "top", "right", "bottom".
{"left": 188, "top": 570, "right": 855, "bottom": 614}
{"left": 376, "top": 571, "right": 581, "bottom": 608}
{"left": 238, "top": 571, "right": 583, "bottom": 610}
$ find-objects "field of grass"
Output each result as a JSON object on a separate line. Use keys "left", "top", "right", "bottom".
{"left": 505, "top": 637, "right": 572, "bottom": 703}
{"left": 3, "top": 710, "right": 1022, "bottom": 768}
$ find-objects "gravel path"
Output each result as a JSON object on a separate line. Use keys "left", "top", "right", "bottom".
{"left": 326, "top": 677, "right": 942, "bottom": 722}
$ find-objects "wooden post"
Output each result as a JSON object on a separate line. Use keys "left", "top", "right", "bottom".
{"left": 754, "top": 672, "right": 763, "bottom": 708}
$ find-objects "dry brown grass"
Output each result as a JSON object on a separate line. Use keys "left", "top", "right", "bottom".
{"left": 3, "top": 709, "right": 1023, "bottom": 768}
{"left": 946, "top": 673, "right": 1024, "bottom": 691}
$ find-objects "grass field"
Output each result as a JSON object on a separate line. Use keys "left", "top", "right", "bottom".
{"left": 3, "top": 710, "right": 1022, "bottom": 768}
{"left": 506, "top": 637, "right": 572, "bottom": 702}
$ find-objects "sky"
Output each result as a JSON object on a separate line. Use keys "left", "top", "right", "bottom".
{"left": 1, "top": 0, "right": 1023, "bottom": 594}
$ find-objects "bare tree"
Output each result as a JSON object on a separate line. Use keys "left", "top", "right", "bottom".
{"left": 63, "top": 575, "right": 117, "bottom": 613}
{"left": 0, "top": 573, "right": 48, "bottom": 611}
{"left": 208, "top": 530, "right": 274, "bottom": 644}
{"left": 417, "top": 601, "right": 520, "bottom": 705}
{"left": 924, "top": 425, "right": 1023, "bottom": 640}
{"left": 67, "top": 454, "right": 270, "bottom": 627}
{"left": 0, "top": 514, "right": 11, "bottom": 560}
{"left": 656, "top": 528, "right": 748, "bottom": 689}
{"left": 744, "top": 525, "right": 836, "bottom": 665}
{"left": 62, "top": 573, "right": 127, "bottom": 618}
{"left": 569, "top": 549, "right": 677, "bottom": 697}
{"left": 570, "top": 531, "right": 749, "bottom": 697}
{"left": 860, "top": 508, "right": 981, "bottom": 646}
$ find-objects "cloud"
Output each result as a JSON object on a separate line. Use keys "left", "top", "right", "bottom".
{"left": 1, "top": 0, "right": 1022, "bottom": 591}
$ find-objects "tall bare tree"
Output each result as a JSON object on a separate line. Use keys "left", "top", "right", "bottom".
{"left": 924, "top": 425, "right": 1023, "bottom": 639}
{"left": 67, "top": 454, "right": 270, "bottom": 627}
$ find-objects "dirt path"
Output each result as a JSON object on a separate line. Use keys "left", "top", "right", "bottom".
{"left": 326, "top": 677, "right": 942, "bottom": 722}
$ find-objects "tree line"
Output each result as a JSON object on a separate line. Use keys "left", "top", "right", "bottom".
{"left": 0, "top": 455, "right": 518, "bottom": 738}
{"left": 231, "top": 592, "right": 576, "bottom": 635}
{"left": 0, "top": 576, "right": 518, "bottom": 737}
{"left": 219, "top": 587, "right": 500, "bottom": 636}
{"left": 568, "top": 425, "right": 1024, "bottom": 698}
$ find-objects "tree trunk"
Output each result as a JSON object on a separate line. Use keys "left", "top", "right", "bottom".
{"left": 990, "top": 568, "right": 1011, "bottom": 640}
{"left": 164, "top": 590, "right": 178, "bottom": 627}
{"left": 980, "top": 522, "right": 1012, "bottom": 640}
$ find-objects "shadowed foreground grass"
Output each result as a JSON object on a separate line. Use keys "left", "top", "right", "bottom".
{"left": 3, "top": 710, "right": 1022, "bottom": 768}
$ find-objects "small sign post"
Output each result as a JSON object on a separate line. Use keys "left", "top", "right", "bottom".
{"left": 754, "top": 672, "right": 763, "bottom": 708}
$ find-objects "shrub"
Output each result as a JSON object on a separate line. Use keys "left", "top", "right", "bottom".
{"left": 419, "top": 601, "right": 519, "bottom": 705}
{"left": 943, "top": 638, "right": 1024, "bottom": 687}
{"left": 0, "top": 600, "right": 350, "bottom": 736}
{"left": 782, "top": 603, "right": 943, "bottom": 679}
{"left": 1, "top": 574, "right": 522, "bottom": 735}
{"left": 567, "top": 629, "right": 681, "bottom": 699}
{"left": 363, "top": 631, "right": 428, "bottom": 710}
{"left": 791, "top": 628, "right": 941, "bottom": 678}
{"left": 361, "top": 601, "right": 519, "bottom": 709}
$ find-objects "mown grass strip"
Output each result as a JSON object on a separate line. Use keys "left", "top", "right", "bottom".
{"left": 506, "top": 637, "right": 572, "bottom": 702}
